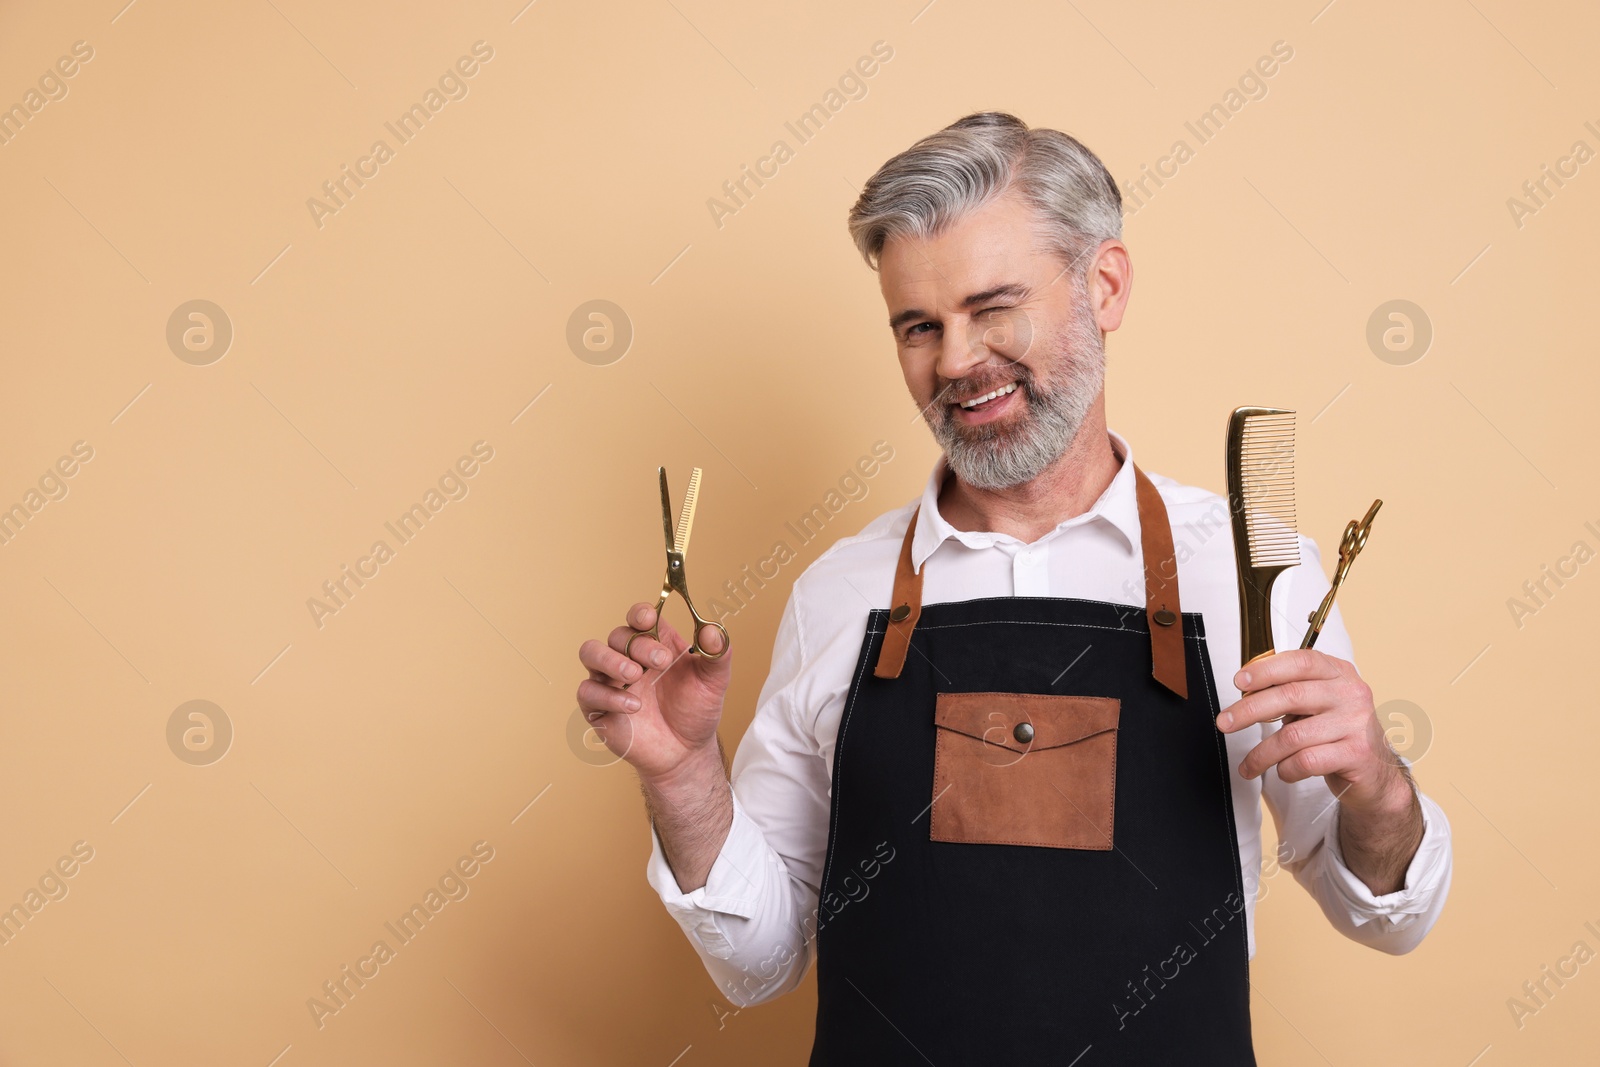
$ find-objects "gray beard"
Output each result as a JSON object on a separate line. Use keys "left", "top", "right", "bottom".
{"left": 926, "top": 300, "right": 1105, "bottom": 491}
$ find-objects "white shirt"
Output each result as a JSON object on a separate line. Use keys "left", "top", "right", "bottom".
{"left": 647, "top": 428, "right": 1453, "bottom": 1006}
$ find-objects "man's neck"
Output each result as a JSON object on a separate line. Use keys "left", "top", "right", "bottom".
{"left": 936, "top": 413, "right": 1122, "bottom": 544}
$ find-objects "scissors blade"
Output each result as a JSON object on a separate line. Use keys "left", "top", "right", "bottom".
{"left": 657, "top": 467, "right": 676, "bottom": 555}
{"left": 674, "top": 467, "right": 701, "bottom": 554}
{"left": 1350, "top": 498, "right": 1382, "bottom": 555}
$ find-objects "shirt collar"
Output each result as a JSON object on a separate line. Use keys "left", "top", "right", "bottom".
{"left": 909, "top": 427, "right": 1141, "bottom": 572}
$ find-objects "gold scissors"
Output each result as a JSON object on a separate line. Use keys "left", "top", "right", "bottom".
{"left": 622, "top": 466, "right": 729, "bottom": 685}
{"left": 1279, "top": 499, "right": 1381, "bottom": 725}
{"left": 1300, "top": 498, "right": 1382, "bottom": 652}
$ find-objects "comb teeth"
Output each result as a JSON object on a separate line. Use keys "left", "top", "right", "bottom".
{"left": 674, "top": 467, "right": 701, "bottom": 552}
{"left": 1238, "top": 412, "right": 1300, "bottom": 567}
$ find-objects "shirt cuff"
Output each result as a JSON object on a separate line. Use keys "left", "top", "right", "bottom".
{"left": 1319, "top": 774, "right": 1450, "bottom": 928}
{"left": 645, "top": 789, "right": 766, "bottom": 959}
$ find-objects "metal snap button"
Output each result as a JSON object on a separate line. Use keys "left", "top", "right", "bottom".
{"left": 1153, "top": 608, "right": 1176, "bottom": 627}
{"left": 890, "top": 604, "right": 910, "bottom": 622}
{"left": 1013, "top": 721, "right": 1034, "bottom": 743}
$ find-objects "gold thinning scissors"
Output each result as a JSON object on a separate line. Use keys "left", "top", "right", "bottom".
{"left": 1300, "top": 499, "right": 1382, "bottom": 651}
{"left": 622, "top": 466, "right": 729, "bottom": 684}
{"left": 1278, "top": 499, "right": 1381, "bottom": 725}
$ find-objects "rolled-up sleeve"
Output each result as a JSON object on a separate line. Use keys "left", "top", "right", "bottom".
{"left": 1310, "top": 772, "right": 1453, "bottom": 952}
{"left": 643, "top": 587, "right": 832, "bottom": 1006}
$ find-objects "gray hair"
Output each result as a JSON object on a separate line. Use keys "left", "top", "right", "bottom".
{"left": 847, "top": 112, "right": 1122, "bottom": 281}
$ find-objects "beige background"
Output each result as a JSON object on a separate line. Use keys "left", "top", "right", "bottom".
{"left": 1, "top": 0, "right": 1595, "bottom": 1062}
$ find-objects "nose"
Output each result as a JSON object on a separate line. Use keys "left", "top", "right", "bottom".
{"left": 934, "top": 314, "right": 997, "bottom": 383}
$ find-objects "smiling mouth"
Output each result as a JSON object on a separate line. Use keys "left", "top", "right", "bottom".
{"left": 954, "top": 381, "right": 1018, "bottom": 410}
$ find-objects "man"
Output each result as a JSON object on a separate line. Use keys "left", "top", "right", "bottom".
{"left": 576, "top": 112, "right": 1451, "bottom": 1064}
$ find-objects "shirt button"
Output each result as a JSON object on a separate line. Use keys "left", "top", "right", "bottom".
{"left": 1013, "top": 722, "right": 1034, "bottom": 743}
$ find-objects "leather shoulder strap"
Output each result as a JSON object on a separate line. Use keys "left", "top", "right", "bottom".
{"left": 870, "top": 464, "right": 1188, "bottom": 700}
{"left": 873, "top": 506, "right": 923, "bottom": 679}
{"left": 1133, "top": 462, "right": 1187, "bottom": 699}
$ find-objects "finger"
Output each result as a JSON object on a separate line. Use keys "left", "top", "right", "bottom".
{"left": 579, "top": 638, "right": 646, "bottom": 686}
{"left": 1233, "top": 648, "right": 1342, "bottom": 693}
{"left": 1273, "top": 740, "right": 1355, "bottom": 785}
{"left": 1220, "top": 679, "right": 1336, "bottom": 732}
{"left": 626, "top": 602, "right": 658, "bottom": 631}
{"left": 647, "top": 620, "right": 697, "bottom": 677}
{"left": 656, "top": 617, "right": 690, "bottom": 657}
{"left": 578, "top": 678, "right": 643, "bottom": 717}
{"left": 1237, "top": 714, "right": 1344, "bottom": 779}
{"left": 647, "top": 611, "right": 727, "bottom": 663}
{"left": 696, "top": 623, "right": 726, "bottom": 656}
{"left": 608, "top": 625, "right": 673, "bottom": 671}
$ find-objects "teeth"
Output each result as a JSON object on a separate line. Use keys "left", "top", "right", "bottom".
{"left": 959, "top": 382, "right": 1017, "bottom": 409}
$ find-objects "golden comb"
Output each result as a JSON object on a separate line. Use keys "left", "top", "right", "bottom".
{"left": 1226, "top": 406, "right": 1301, "bottom": 696}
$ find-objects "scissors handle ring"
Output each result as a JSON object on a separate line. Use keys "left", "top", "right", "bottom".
{"left": 663, "top": 554, "right": 730, "bottom": 659}
{"left": 690, "top": 618, "right": 730, "bottom": 659}
{"left": 618, "top": 588, "right": 671, "bottom": 690}
{"left": 623, "top": 628, "right": 654, "bottom": 660}
{"left": 620, "top": 613, "right": 729, "bottom": 674}
{"left": 624, "top": 617, "right": 730, "bottom": 661}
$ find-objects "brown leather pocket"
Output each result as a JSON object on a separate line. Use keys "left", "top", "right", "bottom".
{"left": 930, "top": 692, "right": 1120, "bottom": 850}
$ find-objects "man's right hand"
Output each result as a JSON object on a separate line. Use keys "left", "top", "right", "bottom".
{"left": 576, "top": 602, "right": 734, "bottom": 784}
{"left": 578, "top": 603, "right": 737, "bottom": 891}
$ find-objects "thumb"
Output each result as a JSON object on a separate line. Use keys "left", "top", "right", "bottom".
{"left": 690, "top": 621, "right": 733, "bottom": 678}
{"left": 657, "top": 617, "right": 732, "bottom": 677}
{"left": 696, "top": 622, "right": 728, "bottom": 656}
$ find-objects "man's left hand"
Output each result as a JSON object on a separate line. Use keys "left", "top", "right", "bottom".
{"left": 1218, "top": 648, "right": 1412, "bottom": 817}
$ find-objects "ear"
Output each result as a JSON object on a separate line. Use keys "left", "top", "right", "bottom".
{"left": 1085, "top": 239, "right": 1132, "bottom": 334}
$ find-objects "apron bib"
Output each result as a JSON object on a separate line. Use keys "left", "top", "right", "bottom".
{"left": 808, "top": 462, "right": 1255, "bottom": 1065}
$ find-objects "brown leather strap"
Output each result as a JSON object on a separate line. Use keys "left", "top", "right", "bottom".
{"left": 873, "top": 504, "right": 925, "bottom": 679}
{"left": 871, "top": 460, "right": 1188, "bottom": 699}
{"left": 1133, "top": 462, "right": 1187, "bottom": 699}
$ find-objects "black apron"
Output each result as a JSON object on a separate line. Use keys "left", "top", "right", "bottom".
{"left": 808, "top": 460, "right": 1255, "bottom": 1065}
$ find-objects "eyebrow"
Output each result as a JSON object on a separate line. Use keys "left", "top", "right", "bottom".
{"left": 887, "top": 282, "right": 1032, "bottom": 334}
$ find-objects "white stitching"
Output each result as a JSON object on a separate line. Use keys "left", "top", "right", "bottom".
{"left": 915, "top": 592, "right": 1192, "bottom": 611}
{"left": 1193, "top": 633, "right": 1250, "bottom": 960}
{"left": 818, "top": 620, "right": 882, "bottom": 908}
{"left": 908, "top": 618, "right": 1208, "bottom": 641}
